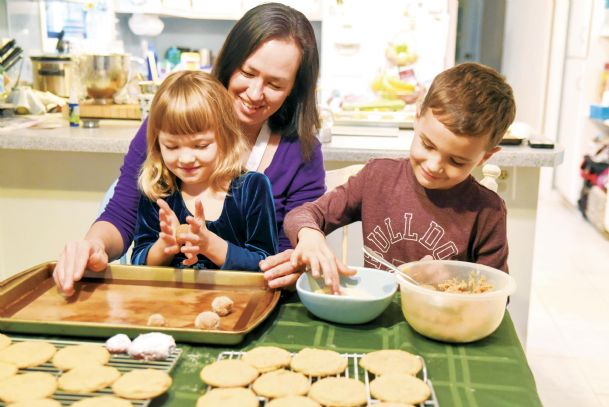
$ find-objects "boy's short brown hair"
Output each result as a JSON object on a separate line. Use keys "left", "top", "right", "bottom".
{"left": 420, "top": 62, "right": 516, "bottom": 149}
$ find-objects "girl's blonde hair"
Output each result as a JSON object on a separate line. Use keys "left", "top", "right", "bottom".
{"left": 139, "top": 71, "right": 248, "bottom": 201}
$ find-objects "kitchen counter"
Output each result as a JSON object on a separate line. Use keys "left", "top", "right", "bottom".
{"left": 0, "top": 121, "right": 563, "bottom": 167}
{"left": 0, "top": 119, "right": 564, "bottom": 346}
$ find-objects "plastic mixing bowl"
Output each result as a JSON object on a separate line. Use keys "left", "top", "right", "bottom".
{"left": 398, "top": 260, "right": 516, "bottom": 343}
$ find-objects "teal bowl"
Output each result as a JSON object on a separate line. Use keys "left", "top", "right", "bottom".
{"left": 296, "top": 267, "right": 397, "bottom": 324}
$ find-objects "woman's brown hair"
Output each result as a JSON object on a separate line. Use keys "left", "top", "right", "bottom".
{"left": 139, "top": 71, "right": 248, "bottom": 201}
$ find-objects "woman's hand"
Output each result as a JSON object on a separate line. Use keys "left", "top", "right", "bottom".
{"left": 53, "top": 238, "right": 108, "bottom": 296}
{"left": 260, "top": 249, "right": 303, "bottom": 288}
{"left": 156, "top": 199, "right": 181, "bottom": 256}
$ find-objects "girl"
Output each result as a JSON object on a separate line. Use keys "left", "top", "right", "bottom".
{"left": 131, "top": 71, "right": 277, "bottom": 270}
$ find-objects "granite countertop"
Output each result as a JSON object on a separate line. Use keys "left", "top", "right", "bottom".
{"left": 0, "top": 118, "right": 564, "bottom": 167}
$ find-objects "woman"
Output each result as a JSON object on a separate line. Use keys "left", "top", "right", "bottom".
{"left": 53, "top": 3, "right": 325, "bottom": 296}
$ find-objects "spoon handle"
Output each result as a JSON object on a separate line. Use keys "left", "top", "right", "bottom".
{"left": 362, "top": 246, "right": 420, "bottom": 286}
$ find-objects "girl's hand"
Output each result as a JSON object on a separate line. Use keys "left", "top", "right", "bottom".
{"left": 290, "top": 228, "right": 356, "bottom": 294}
{"left": 156, "top": 199, "right": 181, "bottom": 255}
{"left": 180, "top": 199, "right": 211, "bottom": 263}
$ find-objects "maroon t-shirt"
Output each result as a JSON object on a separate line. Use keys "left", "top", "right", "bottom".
{"left": 284, "top": 158, "right": 509, "bottom": 272}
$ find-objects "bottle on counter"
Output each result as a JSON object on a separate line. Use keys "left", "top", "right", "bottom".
{"left": 68, "top": 89, "right": 80, "bottom": 127}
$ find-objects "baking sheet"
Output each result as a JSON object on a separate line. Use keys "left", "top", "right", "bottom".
{"left": 0, "top": 262, "right": 280, "bottom": 344}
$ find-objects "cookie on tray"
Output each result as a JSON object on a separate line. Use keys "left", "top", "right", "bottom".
{"left": 6, "top": 399, "right": 62, "bottom": 407}
{"left": 0, "top": 372, "right": 57, "bottom": 403}
{"left": 359, "top": 349, "right": 422, "bottom": 376}
{"left": 70, "top": 396, "right": 133, "bottom": 407}
{"left": 196, "top": 388, "right": 258, "bottom": 407}
{"left": 290, "top": 348, "right": 347, "bottom": 377}
{"left": 266, "top": 396, "right": 321, "bottom": 407}
{"left": 370, "top": 373, "right": 431, "bottom": 405}
{"left": 242, "top": 346, "right": 292, "bottom": 372}
{"left": 0, "top": 333, "right": 11, "bottom": 351}
{"left": 112, "top": 369, "right": 172, "bottom": 400}
{"left": 0, "top": 341, "right": 56, "bottom": 368}
{"left": 53, "top": 344, "right": 110, "bottom": 370}
{"left": 0, "top": 361, "right": 17, "bottom": 381}
{"left": 199, "top": 359, "right": 259, "bottom": 387}
{"left": 252, "top": 369, "right": 310, "bottom": 398}
{"left": 308, "top": 377, "right": 367, "bottom": 407}
{"left": 58, "top": 365, "right": 121, "bottom": 393}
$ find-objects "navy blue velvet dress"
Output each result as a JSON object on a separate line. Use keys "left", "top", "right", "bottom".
{"left": 131, "top": 172, "right": 278, "bottom": 271}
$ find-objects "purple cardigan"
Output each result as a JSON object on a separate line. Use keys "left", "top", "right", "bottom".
{"left": 97, "top": 119, "right": 326, "bottom": 253}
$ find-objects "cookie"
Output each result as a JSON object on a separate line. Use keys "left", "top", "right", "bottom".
{"left": 211, "top": 296, "right": 233, "bottom": 316}
{"left": 267, "top": 396, "right": 321, "bottom": 407}
{"left": 58, "top": 365, "right": 121, "bottom": 393}
{"left": 308, "top": 377, "right": 367, "bottom": 407}
{"left": 290, "top": 348, "right": 347, "bottom": 377}
{"left": 0, "top": 341, "right": 56, "bottom": 368}
{"left": 6, "top": 399, "right": 62, "bottom": 407}
{"left": 0, "top": 372, "right": 57, "bottom": 403}
{"left": 242, "top": 346, "right": 292, "bottom": 372}
{"left": 70, "top": 396, "right": 133, "bottom": 407}
{"left": 359, "top": 349, "right": 422, "bottom": 376}
{"left": 0, "top": 361, "right": 17, "bottom": 381}
{"left": 369, "top": 373, "right": 431, "bottom": 405}
{"left": 0, "top": 333, "right": 11, "bottom": 350}
{"left": 112, "top": 369, "right": 172, "bottom": 400}
{"left": 252, "top": 369, "right": 310, "bottom": 398}
{"left": 199, "top": 359, "right": 258, "bottom": 387}
{"left": 196, "top": 388, "right": 258, "bottom": 407}
{"left": 53, "top": 344, "right": 110, "bottom": 370}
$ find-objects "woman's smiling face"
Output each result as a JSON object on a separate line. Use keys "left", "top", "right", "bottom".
{"left": 227, "top": 38, "right": 301, "bottom": 133}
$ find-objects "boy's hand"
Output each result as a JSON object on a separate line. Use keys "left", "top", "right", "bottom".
{"left": 156, "top": 199, "right": 181, "bottom": 256}
{"left": 290, "top": 228, "right": 356, "bottom": 294}
{"left": 180, "top": 199, "right": 211, "bottom": 266}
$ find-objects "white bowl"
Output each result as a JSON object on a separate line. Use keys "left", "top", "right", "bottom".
{"left": 296, "top": 267, "right": 397, "bottom": 324}
{"left": 399, "top": 260, "right": 516, "bottom": 343}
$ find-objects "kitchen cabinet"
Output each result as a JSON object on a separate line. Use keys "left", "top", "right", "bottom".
{"left": 112, "top": 0, "right": 321, "bottom": 21}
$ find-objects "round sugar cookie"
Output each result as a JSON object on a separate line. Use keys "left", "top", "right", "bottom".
{"left": 53, "top": 344, "right": 110, "bottom": 370}
{"left": 71, "top": 396, "right": 133, "bottom": 407}
{"left": 0, "top": 341, "right": 56, "bottom": 368}
{"left": 112, "top": 369, "right": 172, "bottom": 400}
{"left": 359, "top": 349, "right": 422, "bottom": 376}
{"left": 267, "top": 396, "right": 321, "bottom": 407}
{"left": 290, "top": 348, "right": 347, "bottom": 377}
{"left": 196, "top": 388, "right": 258, "bottom": 407}
{"left": 308, "top": 377, "right": 367, "bottom": 407}
{"left": 0, "top": 334, "right": 11, "bottom": 350}
{"left": 199, "top": 359, "right": 258, "bottom": 387}
{"left": 58, "top": 364, "right": 121, "bottom": 393}
{"left": 252, "top": 369, "right": 310, "bottom": 398}
{"left": 0, "top": 361, "right": 17, "bottom": 381}
{"left": 242, "top": 346, "right": 292, "bottom": 372}
{"left": 370, "top": 373, "right": 431, "bottom": 405}
{"left": 6, "top": 399, "right": 62, "bottom": 407}
{"left": 0, "top": 372, "right": 57, "bottom": 403}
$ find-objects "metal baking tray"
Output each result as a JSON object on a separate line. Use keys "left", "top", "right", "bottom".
{"left": 208, "top": 351, "right": 440, "bottom": 406}
{"left": 0, "top": 262, "right": 280, "bottom": 345}
{"left": 0, "top": 336, "right": 182, "bottom": 406}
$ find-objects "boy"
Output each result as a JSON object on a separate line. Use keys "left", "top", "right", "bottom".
{"left": 282, "top": 62, "right": 516, "bottom": 293}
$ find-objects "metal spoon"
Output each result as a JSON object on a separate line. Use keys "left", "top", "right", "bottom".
{"left": 362, "top": 246, "right": 420, "bottom": 286}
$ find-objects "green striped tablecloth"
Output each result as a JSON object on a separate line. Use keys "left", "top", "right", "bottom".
{"left": 160, "top": 292, "right": 542, "bottom": 407}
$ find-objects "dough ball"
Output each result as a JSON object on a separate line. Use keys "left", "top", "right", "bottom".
{"left": 211, "top": 296, "right": 234, "bottom": 316}
{"left": 175, "top": 224, "right": 190, "bottom": 245}
{"left": 147, "top": 313, "right": 166, "bottom": 327}
{"left": 195, "top": 311, "right": 220, "bottom": 330}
